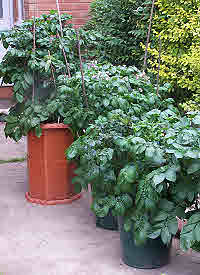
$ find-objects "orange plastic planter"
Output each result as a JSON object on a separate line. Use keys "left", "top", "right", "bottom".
{"left": 25, "top": 123, "right": 81, "bottom": 205}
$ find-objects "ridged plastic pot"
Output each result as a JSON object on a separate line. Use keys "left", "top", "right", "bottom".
{"left": 25, "top": 123, "right": 81, "bottom": 205}
{"left": 96, "top": 211, "right": 118, "bottom": 231}
{"left": 118, "top": 217, "right": 171, "bottom": 269}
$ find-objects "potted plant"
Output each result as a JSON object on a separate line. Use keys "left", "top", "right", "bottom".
{"left": 66, "top": 73, "right": 200, "bottom": 268}
{"left": 59, "top": 64, "right": 171, "bottom": 228}
{"left": 0, "top": 11, "right": 89, "bottom": 205}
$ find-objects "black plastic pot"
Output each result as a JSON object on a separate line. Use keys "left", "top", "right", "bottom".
{"left": 96, "top": 211, "right": 118, "bottom": 231}
{"left": 118, "top": 217, "right": 171, "bottom": 269}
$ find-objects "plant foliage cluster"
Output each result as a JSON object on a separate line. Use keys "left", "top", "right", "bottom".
{"left": 0, "top": 11, "right": 90, "bottom": 104}
{"left": 66, "top": 71, "right": 200, "bottom": 249}
{"left": 4, "top": 63, "right": 149, "bottom": 140}
{"left": 84, "top": 0, "right": 152, "bottom": 68}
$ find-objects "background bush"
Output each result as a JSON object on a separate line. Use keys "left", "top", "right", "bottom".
{"left": 148, "top": 0, "right": 200, "bottom": 111}
{"left": 85, "top": 0, "right": 153, "bottom": 68}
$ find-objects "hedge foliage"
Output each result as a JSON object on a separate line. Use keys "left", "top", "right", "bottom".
{"left": 148, "top": 0, "right": 200, "bottom": 110}
{"left": 85, "top": 0, "right": 152, "bottom": 68}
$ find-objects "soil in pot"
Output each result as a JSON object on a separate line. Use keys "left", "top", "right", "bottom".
{"left": 118, "top": 217, "right": 171, "bottom": 269}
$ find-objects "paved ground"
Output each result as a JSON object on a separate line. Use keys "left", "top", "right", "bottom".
{"left": 0, "top": 121, "right": 200, "bottom": 274}
{"left": 0, "top": 123, "right": 26, "bottom": 161}
{"left": 0, "top": 99, "right": 11, "bottom": 109}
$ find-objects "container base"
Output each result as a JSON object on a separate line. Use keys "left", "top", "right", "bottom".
{"left": 121, "top": 257, "right": 170, "bottom": 269}
{"left": 25, "top": 192, "right": 82, "bottom": 205}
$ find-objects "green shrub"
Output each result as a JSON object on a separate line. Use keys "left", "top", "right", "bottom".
{"left": 85, "top": 0, "right": 153, "bottom": 68}
{"left": 148, "top": 0, "right": 200, "bottom": 110}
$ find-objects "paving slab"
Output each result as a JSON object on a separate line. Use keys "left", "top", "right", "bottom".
{"left": 0, "top": 123, "right": 26, "bottom": 160}
{"left": 0, "top": 99, "right": 11, "bottom": 109}
{"left": 0, "top": 162, "right": 200, "bottom": 275}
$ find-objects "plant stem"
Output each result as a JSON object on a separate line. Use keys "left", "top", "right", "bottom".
{"left": 76, "top": 29, "right": 88, "bottom": 108}
{"left": 56, "top": 0, "right": 71, "bottom": 78}
{"left": 143, "top": 0, "right": 156, "bottom": 72}
{"left": 48, "top": 50, "right": 56, "bottom": 89}
{"left": 156, "top": 35, "right": 161, "bottom": 96}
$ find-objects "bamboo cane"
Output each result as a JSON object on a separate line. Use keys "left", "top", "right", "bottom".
{"left": 76, "top": 29, "right": 88, "bottom": 108}
{"left": 56, "top": 0, "right": 71, "bottom": 78}
{"left": 143, "top": 0, "right": 156, "bottom": 73}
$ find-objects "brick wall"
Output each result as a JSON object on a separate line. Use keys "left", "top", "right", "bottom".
{"left": 24, "top": 0, "right": 93, "bottom": 27}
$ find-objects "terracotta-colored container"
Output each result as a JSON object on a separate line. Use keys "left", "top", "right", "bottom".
{"left": 25, "top": 123, "right": 81, "bottom": 205}
{"left": 0, "top": 86, "right": 13, "bottom": 99}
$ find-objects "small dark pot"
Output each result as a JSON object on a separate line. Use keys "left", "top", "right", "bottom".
{"left": 118, "top": 217, "right": 171, "bottom": 269}
{"left": 96, "top": 211, "right": 118, "bottom": 231}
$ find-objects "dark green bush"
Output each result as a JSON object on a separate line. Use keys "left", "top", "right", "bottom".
{"left": 85, "top": 0, "right": 153, "bottom": 68}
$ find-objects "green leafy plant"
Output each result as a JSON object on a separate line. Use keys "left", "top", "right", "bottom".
{"left": 85, "top": 0, "right": 153, "bottom": 68}
{"left": 0, "top": 11, "right": 82, "bottom": 102}
{"left": 66, "top": 73, "right": 200, "bottom": 249}
{"left": 191, "top": 240, "right": 200, "bottom": 252}
{"left": 1, "top": 11, "right": 92, "bottom": 141}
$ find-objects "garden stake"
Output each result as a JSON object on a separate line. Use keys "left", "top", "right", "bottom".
{"left": 76, "top": 29, "right": 88, "bottom": 108}
{"left": 56, "top": 0, "right": 71, "bottom": 78}
{"left": 143, "top": 0, "right": 156, "bottom": 72}
{"left": 156, "top": 35, "right": 162, "bottom": 96}
{"left": 32, "top": 3, "right": 36, "bottom": 103}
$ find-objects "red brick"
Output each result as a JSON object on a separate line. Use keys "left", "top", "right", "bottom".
{"left": 24, "top": 0, "right": 92, "bottom": 26}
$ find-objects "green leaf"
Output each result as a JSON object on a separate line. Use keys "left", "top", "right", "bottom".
{"left": 35, "top": 125, "right": 42, "bottom": 138}
{"left": 161, "top": 227, "right": 171, "bottom": 244}
{"left": 15, "top": 93, "right": 24, "bottom": 103}
{"left": 24, "top": 72, "right": 33, "bottom": 85}
{"left": 148, "top": 229, "right": 161, "bottom": 239}
{"left": 114, "top": 201, "right": 126, "bottom": 216}
{"left": 103, "top": 98, "right": 110, "bottom": 107}
{"left": 167, "top": 218, "right": 178, "bottom": 235}
{"left": 118, "top": 164, "right": 137, "bottom": 185}
{"left": 4, "top": 122, "right": 18, "bottom": 136}
{"left": 145, "top": 146, "right": 155, "bottom": 159}
{"left": 153, "top": 211, "right": 168, "bottom": 222}
{"left": 94, "top": 204, "right": 109, "bottom": 218}
{"left": 24, "top": 107, "right": 33, "bottom": 116}
{"left": 120, "top": 194, "right": 133, "bottom": 208}
{"left": 192, "top": 115, "right": 200, "bottom": 126}
{"left": 47, "top": 103, "right": 58, "bottom": 113}
{"left": 187, "top": 160, "right": 200, "bottom": 174}
{"left": 34, "top": 105, "right": 43, "bottom": 113}
{"left": 180, "top": 238, "right": 191, "bottom": 252}
{"left": 124, "top": 219, "right": 132, "bottom": 232}
{"left": 66, "top": 145, "right": 77, "bottom": 160}
{"left": 73, "top": 183, "right": 82, "bottom": 194}
{"left": 144, "top": 198, "right": 156, "bottom": 210}
{"left": 153, "top": 173, "right": 165, "bottom": 185}
{"left": 159, "top": 199, "right": 174, "bottom": 212}
{"left": 5, "top": 116, "right": 18, "bottom": 123}
{"left": 14, "top": 127, "right": 22, "bottom": 142}
{"left": 165, "top": 168, "right": 176, "bottom": 182}
{"left": 31, "top": 117, "right": 40, "bottom": 127}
